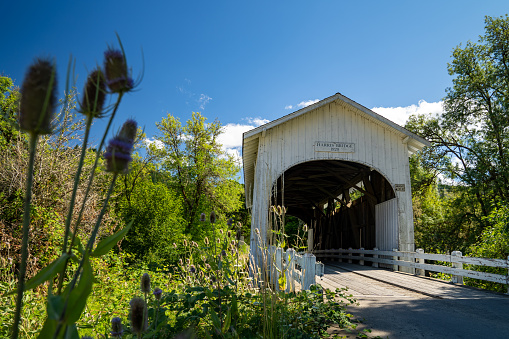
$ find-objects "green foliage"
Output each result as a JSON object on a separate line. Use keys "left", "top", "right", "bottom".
{"left": 466, "top": 202, "right": 509, "bottom": 292}
{"left": 152, "top": 112, "right": 243, "bottom": 237}
{"left": 0, "top": 76, "right": 21, "bottom": 148}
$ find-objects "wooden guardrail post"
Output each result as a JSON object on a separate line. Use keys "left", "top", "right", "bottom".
{"left": 372, "top": 247, "right": 379, "bottom": 268}
{"left": 451, "top": 251, "right": 463, "bottom": 284}
{"left": 416, "top": 248, "right": 425, "bottom": 276}
{"left": 359, "top": 247, "right": 365, "bottom": 266}
{"left": 392, "top": 248, "right": 399, "bottom": 271}
{"left": 302, "top": 253, "right": 316, "bottom": 290}
{"left": 338, "top": 248, "right": 342, "bottom": 262}
{"left": 348, "top": 247, "right": 353, "bottom": 263}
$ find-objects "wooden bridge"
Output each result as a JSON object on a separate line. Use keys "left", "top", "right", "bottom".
{"left": 321, "top": 261, "right": 509, "bottom": 339}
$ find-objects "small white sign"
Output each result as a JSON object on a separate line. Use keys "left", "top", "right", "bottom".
{"left": 395, "top": 184, "right": 405, "bottom": 192}
{"left": 314, "top": 141, "right": 355, "bottom": 153}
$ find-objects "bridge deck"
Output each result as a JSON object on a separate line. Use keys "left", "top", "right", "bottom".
{"left": 321, "top": 262, "right": 509, "bottom": 338}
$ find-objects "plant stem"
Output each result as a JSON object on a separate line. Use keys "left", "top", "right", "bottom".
{"left": 68, "top": 93, "right": 123, "bottom": 252}
{"left": 11, "top": 132, "right": 39, "bottom": 339}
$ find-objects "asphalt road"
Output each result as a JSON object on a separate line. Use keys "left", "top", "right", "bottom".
{"left": 321, "top": 263, "right": 509, "bottom": 339}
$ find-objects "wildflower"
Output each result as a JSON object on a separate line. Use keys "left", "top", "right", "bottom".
{"left": 111, "top": 317, "right": 123, "bottom": 337}
{"left": 200, "top": 213, "right": 206, "bottom": 222}
{"left": 219, "top": 229, "right": 224, "bottom": 235}
{"left": 189, "top": 265, "right": 196, "bottom": 274}
{"left": 179, "top": 258, "right": 183, "bottom": 266}
{"left": 104, "top": 48, "right": 133, "bottom": 93}
{"left": 19, "top": 58, "right": 57, "bottom": 134}
{"left": 204, "top": 237, "right": 209, "bottom": 245}
{"left": 153, "top": 287, "right": 163, "bottom": 300}
{"left": 221, "top": 250, "right": 227, "bottom": 257}
{"left": 173, "top": 242, "right": 177, "bottom": 249}
{"left": 227, "top": 218, "right": 233, "bottom": 226}
{"left": 130, "top": 297, "right": 147, "bottom": 334}
{"left": 192, "top": 241, "right": 198, "bottom": 248}
{"left": 141, "top": 273, "right": 151, "bottom": 294}
{"left": 209, "top": 211, "right": 216, "bottom": 224}
{"left": 80, "top": 68, "right": 106, "bottom": 118}
{"left": 183, "top": 239, "right": 188, "bottom": 247}
{"left": 104, "top": 119, "right": 137, "bottom": 173}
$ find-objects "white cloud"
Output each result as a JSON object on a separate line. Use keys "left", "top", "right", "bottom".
{"left": 218, "top": 117, "right": 271, "bottom": 165}
{"left": 285, "top": 105, "right": 293, "bottom": 110}
{"left": 297, "top": 99, "right": 320, "bottom": 108}
{"left": 371, "top": 100, "right": 444, "bottom": 126}
{"left": 198, "top": 94, "right": 212, "bottom": 110}
{"left": 144, "top": 138, "right": 164, "bottom": 149}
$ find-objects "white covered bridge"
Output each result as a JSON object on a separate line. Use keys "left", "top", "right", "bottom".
{"left": 242, "top": 93, "right": 430, "bottom": 264}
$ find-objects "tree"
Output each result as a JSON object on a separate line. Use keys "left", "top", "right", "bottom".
{"left": 0, "top": 76, "right": 21, "bottom": 148}
{"left": 153, "top": 112, "right": 242, "bottom": 238}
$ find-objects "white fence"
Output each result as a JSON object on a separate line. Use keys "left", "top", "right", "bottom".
{"left": 267, "top": 246, "right": 324, "bottom": 291}
{"left": 313, "top": 248, "right": 509, "bottom": 293}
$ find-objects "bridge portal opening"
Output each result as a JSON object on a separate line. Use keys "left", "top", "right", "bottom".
{"left": 271, "top": 160, "right": 395, "bottom": 250}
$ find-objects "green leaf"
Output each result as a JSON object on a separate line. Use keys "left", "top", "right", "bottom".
{"left": 209, "top": 307, "right": 221, "bottom": 331}
{"left": 66, "top": 258, "right": 93, "bottom": 323}
{"left": 91, "top": 220, "right": 133, "bottom": 257}
{"left": 9, "top": 253, "right": 70, "bottom": 295}
{"left": 222, "top": 306, "right": 232, "bottom": 333}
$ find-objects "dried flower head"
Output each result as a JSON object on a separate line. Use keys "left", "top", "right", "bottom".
{"left": 104, "top": 48, "right": 133, "bottom": 93}
{"left": 80, "top": 68, "right": 106, "bottom": 118}
{"left": 227, "top": 230, "right": 231, "bottom": 238}
{"left": 227, "top": 218, "right": 233, "bottom": 226}
{"left": 221, "top": 250, "right": 227, "bottom": 257}
{"left": 141, "top": 273, "right": 151, "bottom": 294}
{"left": 130, "top": 297, "right": 147, "bottom": 334}
{"left": 204, "top": 237, "right": 209, "bottom": 245}
{"left": 255, "top": 228, "right": 260, "bottom": 235}
{"left": 179, "top": 258, "right": 183, "bottom": 266}
{"left": 219, "top": 229, "right": 224, "bottom": 235}
{"left": 186, "top": 258, "right": 190, "bottom": 265}
{"left": 200, "top": 213, "right": 206, "bottom": 222}
{"left": 236, "top": 222, "right": 242, "bottom": 228}
{"left": 277, "top": 206, "right": 282, "bottom": 216}
{"left": 153, "top": 287, "right": 163, "bottom": 300}
{"left": 111, "top": 317, "right": 123, "bottom": 337}
{"left": 183, "top": 239, "right": 188, "bottom": 247}
{"left": 19, "top": 58, "right": 57, "bottom": 134}
{"left": 189, "top": 265, "right": 196, "bottom": 274}
{"left": 303, "top": 224, "right": 308, "bottom": 233}
{"left": 173, "top": 242, "right": 177, "bottom": 249}
{"left": 209, "top": 211, "right": 216, "bottom": 224}
{"left": 104, "top": 119, "right": 137, "bottom": 173}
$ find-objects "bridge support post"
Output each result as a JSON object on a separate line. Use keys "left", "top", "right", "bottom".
{"left": 307, "top": 228, "right": 314, "bottom": 252}
{"left": 286, "top": 248, "right": 296, "bottom": 293}
{"left": 302, "top": 253, "right": 316, "bottom": 290}
{"left": 372, "top": 247, "right": 379, "bottom": 268}
{"left": 416, "top": 248, "right": 425, "bottom": 276}
{"left": 359, "top": 247, "right": 365, "bottom": 266}
{"left": 392, "top": 248, "right": 399, "bottom": 271}
{"left": 451, "top": 251, "right": 463, "bottom": 284}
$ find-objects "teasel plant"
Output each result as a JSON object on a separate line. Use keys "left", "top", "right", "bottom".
{"left": 9, "top": 34, "right": 142, "bottom": 339}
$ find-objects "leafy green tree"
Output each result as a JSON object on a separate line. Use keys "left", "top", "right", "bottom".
{"left": 0, "top": 76, "right": 21, "bottom": 148}
{"left": 153, "top": 112, "right": 242, "bottom": 239}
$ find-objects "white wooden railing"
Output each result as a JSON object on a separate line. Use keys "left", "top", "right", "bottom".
{"left": 313, "top": 248, "right": 509, "bottom": 293}
{"left": 267, "top": 246, "right": 324, "bottom": 291}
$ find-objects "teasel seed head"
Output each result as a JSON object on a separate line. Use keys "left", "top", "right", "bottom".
{"left": 204, "top": 237, "right": 209, "bottom": 245}
{"left": 209, "top": 211, "right": 216, "bottom": 224}
{"left": 153, "top": 287, "right": 163, "bottom": 300}
{"left": 140, "top": 273, "right": 151, "bottom": 294}
{"left": 129, "top": 297, "right": 147, "bottom": 334}
{"left": 19, "top": 58, "right": 57, "bottom": 135}
{"left": 104, "top": 119, "right": 137, "bottom": 173}
{"left": 111, "top": 317, "right": 123, "bottom": 337}
{"left": 227, "top": 218, "right": 233, "bottom": 226}
{"left": 80, "top": 68, "right": 106, "bottom": 118}
{"left": 104, "top": 48, "right": 133, "bottom": 93}
{"left": 200, "top": 213, "right": 206, "bottom": 222}
{"left": 189, "top": 265, "right": 196, "bottom": 274}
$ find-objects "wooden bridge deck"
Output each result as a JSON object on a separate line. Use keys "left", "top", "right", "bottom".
{"left": 320, "top": 262, "right": 509, "bottom": 338}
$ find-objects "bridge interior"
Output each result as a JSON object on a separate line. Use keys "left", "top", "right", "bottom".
{"left": 272, "top": 160, "right": 395, "bottom": 250}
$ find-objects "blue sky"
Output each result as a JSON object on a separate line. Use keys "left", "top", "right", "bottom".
{"left": 2, "top": 1, "right": 508, "bottom": 164}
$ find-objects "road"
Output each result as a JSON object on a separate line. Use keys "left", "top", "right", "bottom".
{"left": 321, "top": 262, "right": 509, "bottom": 339}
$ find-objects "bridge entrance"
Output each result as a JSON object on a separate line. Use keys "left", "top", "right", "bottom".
{"left": 272, "top": 160, "right": 395, "bottom": 250}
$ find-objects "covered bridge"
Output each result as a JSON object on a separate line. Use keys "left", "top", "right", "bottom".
{"left": 242, "top": 93, "right": 430, "bottom": 262}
